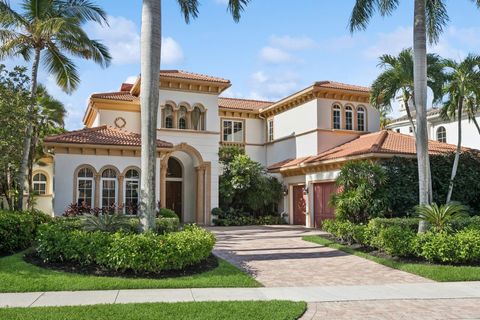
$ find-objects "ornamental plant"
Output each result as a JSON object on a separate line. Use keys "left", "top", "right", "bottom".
{"left": 415, "top": 202, "right": 468, "bottom": 232}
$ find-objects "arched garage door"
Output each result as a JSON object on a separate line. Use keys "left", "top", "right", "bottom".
{"left": 313, "top": 182, "right": 337, "bottom": 228}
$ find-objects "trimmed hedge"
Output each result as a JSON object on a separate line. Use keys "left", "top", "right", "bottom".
{"left": 35, "top": 224, "right": 215, "bottom": 273}
{"left": 0, "top": 210, "right": 52, "bottom": 255}
{"left": 212, "top": 207, "right": 286, "bottom": 226}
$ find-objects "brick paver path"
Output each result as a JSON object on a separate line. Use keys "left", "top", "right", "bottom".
{"left": 210, "top": 226, "right": 431, "bottom": 287}
{"left": 301, "top": 298, "right": 480, "bottom": 320}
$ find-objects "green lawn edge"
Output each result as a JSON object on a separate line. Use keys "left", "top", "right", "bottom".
{"left": 0, "top": 253, "right": 260, "bottom": 293}
{"left": 303, "top": 235, "right": 480, "bottom": 282}
{"left": 0, "top": 301, "right": 307, "bottom": 320}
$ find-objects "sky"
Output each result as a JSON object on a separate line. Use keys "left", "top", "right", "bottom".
{"left": 3, "top": 0, "right": 480, "bottom": 130}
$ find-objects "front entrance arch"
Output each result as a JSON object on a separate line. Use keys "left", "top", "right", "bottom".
{"left": 166, "top": 157, "right": 183, "bottom": 220}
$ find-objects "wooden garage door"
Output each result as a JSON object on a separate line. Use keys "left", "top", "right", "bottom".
{"left": 313, "top": 182, "right": 337, "bottom": 228}
{"left": 292, "top": 185, "right": 306, "bottom": 225}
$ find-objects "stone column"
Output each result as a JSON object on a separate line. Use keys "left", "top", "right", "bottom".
{"left": 160, "top": 158, "right": 168, "bottom": 208}
{"left": 186, "top": 111, "right": 192, "bottom": 129}
{"left": 94, "top": 174, "right": 101, "bottom": 208}
{"left": 195, "top": 165, "right": 205, "bottom": 225}
{"left": 204, "top": 162, "right": 211, "bottom": 225}
{"left": 118, "top": 175, "right": 124, "bottom": 212}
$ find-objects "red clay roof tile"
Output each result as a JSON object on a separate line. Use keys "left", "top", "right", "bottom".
{"left": 218, "top": 97, "right": 273, "bottom": 111}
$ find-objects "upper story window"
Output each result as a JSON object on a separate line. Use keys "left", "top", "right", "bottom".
{"left": 357, "top": 106, "right": 366, "bottom": 131}
{"left": 77, "top": 167, "right": 94, "bottom": 207}
{"left": 267, "top": 119, "right": 274, "bottom": 142}
{"left": 163, "top": 105, "right": 174, "bottom": 128}
{"left": 192, "top": 106, "right": 205, "bottom": 131}
{"left": 223, "top": 119, "right": 244, "bottom": 142}
{"left": 332, "top": 104, "right": 341, "bottom": 129}
{"left": 437, "top": 126, "right": 447, "bottom": 143}
{"left": 33, "top": 173, "right": 47, "bottom": 195}
{"left": 345, "top": 106, "right": 353, "bottom": 130}
{"left": 178, "top": 106, "right": 187, "bottom": 129}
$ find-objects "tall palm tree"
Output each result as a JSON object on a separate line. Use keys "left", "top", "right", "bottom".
{"left": 348, "top": 0, "right": 480, "bottom": 232}
{"left": 0, "top": 0, "right": 111, "bottom": 210}
{"left": 139, "top": 0, "right": 250, "bottom": 231}
{"left": 371, "top": 48, "right": 444, "bottom": 134}
{"left": 441, "top": 54, "right": 480, "bottom": 203}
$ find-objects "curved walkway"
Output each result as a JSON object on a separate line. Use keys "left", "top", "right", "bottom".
{"left": 209, "top": 225, "right": 430, "bottom": 287}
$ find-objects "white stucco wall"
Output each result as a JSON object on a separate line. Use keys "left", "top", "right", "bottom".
{"left": 99, "top": 110, "right": 140, "bottom": 133}
{"left": 274, "top": 100, "right": 318, "bottom": 139}
{"left": 31, "top": 162, "right": 55, "bottom": 215}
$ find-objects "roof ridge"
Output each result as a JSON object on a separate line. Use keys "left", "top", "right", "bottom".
{"left": 219, "top": 97, "right": 273, "bottom": 103}
{"left": 45, "top": 125, "right": 107, "bottom": 140}
{"left": 370, "top": 130, "right": 389, "bottom": 152}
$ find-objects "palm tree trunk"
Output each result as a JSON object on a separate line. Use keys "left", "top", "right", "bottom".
{"left": 472, "top": 116, "right": 480, "bottom": 135}
{"left": 17, "top": 47, "right": 41, "bottom": 211}
{"left": 446, "top": 99, "right": 463, "bottom": 203}
{"left": 139, "top": 0, "right": 161, "bottom": 232}
{"left": 27, "top": 125, "right": 39, "bottom": 210}
{"left": 404, "top": 97, "right": 416, "bottom": 135}
{"left": 413, "top": 0, "right": 431, "bottom": 233}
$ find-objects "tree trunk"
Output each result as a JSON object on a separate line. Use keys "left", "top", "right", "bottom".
{"left": 413, "top": 0, "right": 431, "bottom": 233}
{"left": 17, "top": 47, "right": 41, "bottom": 211}
{"left": 139, "top": 0, "right": 161, "bottom": 232}
{"left": 27, "top": 125, "right": 38, "bottom": 210}
{"left": 472, "top": 116, "right": 480, "bottom": 135}
{"left": 446, "top": 99, "right": 463, "bottom": 203}
{"left": 404, "top": 96, "right": 416, "bottom": 135}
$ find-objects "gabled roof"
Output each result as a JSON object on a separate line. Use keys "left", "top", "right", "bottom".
{"left": 159, "top": 70, "right": 230, "bottom": 84}
{"left": 268, "top": 130, "right": 469, "bottom": 172}
{"left": 313, "top": 81, "right": 370, "bottom": 93}
{"left": 218, "top": 97, "right": 273, "bottom": 111}
{"left": 44, "top": 125, "right": 172, "bottom": 148}
{"left": 90, "top": 91, "right": 139, "bottom": 102}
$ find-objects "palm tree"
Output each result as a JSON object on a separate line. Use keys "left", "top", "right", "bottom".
{"left": 348, "top": 0, "right": 480, "bottom": 232}
{"left": 371, "top": 48, "right": 444, "bottom": 134}
{"left": 0, "top": 0, "right": 111, "bottom": 210}
{"left": 441, "top": 54, "right": 480, "bottom": 203}
{"left": 139, "top": 0, "right": 250, "bottom": 231}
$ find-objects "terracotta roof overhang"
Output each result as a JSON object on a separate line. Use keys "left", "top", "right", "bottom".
{"left": 218, "top": 97, "right": 273, "bottom": 112}
{"left": 259, "top": 81, "right": 371, "bottom": 118}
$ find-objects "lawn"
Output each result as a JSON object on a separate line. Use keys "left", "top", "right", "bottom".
{"left": 0, "top": 301, "right": 306, "bottom": 320}
{"left": 0, "top": 253, "right": 260, "bottom": 293}
{"left": 303, "top": 235, "right": 480, "bottom": 282}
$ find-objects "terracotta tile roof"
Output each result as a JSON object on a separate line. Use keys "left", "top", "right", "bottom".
{"left": 160, "top": 70, "right": 230, "bottom": 84}
{"left": 314, "top": 81, "right": 370, "bottom": 93}
{"left": 90, "top": 91, "right": 139, "bottom": 102}
{"left": 268, "top": 130, "right": 470, "bottom": 171}
{"left": 44, "top": 125, "right": 172, "bottom": 148}
{"left": 120, "top": 83, "right": 134, "bottom": 92}
{"left": 218, "top": 97, "right": 273, "bottom": 111}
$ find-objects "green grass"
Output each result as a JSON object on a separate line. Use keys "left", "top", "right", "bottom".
{"left": 303, "top": 235, "right": 480, "bottom": 282}
{"left": 0, "top": 301, "right": 306, "bottom": 320}
{"left": 0, "top": 253, "right": 260, "bottom": 293}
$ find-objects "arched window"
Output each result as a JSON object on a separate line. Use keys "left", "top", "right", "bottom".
{"left": 192, "top": 106, "right": 204, "bottom": 131}
{"left": 178, "top": 106, "right": 187, "bottom": 129}
{"left": 101, "top": 168, "right": 117, "bottom": 209}
{"left": 77, "top": 167, "right": 94, "bottom": 207}
{"left": 332, "top": 104, "right": 341, "bottom": 129}
{"left": 33, "top": 173, "right": 47, "bottom": 195}
{"left": 167, "top": 157, "right": 183, "bottom": 178}
{"left": 437, "top": 126, "right": 447, "bottom": 143}
{"left": 357, "top": 106, "right": 366, "bottom": 131}
{"left": 124, "top": 169, "right": 139, "bottom": 215}
{"left": 163, "top": 105, "right": 174, "bottom": 129}
{"left": 345, "top": 106, "right": 353, "bottom": 130}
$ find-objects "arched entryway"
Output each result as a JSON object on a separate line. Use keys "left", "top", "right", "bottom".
{"left": 165, "top": 157, "right": 183, "bottom": 220}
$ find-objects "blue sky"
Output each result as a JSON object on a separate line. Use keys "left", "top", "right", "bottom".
{"left": 4, "top": 0, "right": 480, "bottom": 130}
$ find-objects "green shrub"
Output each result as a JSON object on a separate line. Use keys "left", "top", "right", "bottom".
{"left": 155, "top": 217, "right": 180, "bottom": 234}
{"left": 83, "top": 214, "right": 132, "bottom": 232}
{"left": 35, "top": 224, "right": 215, "bottom": 273}
{"left": 415, "top": 202, "right": 468, "bottom": 232}
{"left": 0, "top": 210, "right": 51, "bottom": 255}
{"left": 158, "top": 208, "right": 178, "bottom": 219}
{"left": 212, "top": 208, "right": 285, "bottom": 226}
{"left": 367, "top": 218, "right": 420, "bottom": 233}
{"left": 369, "top": 226, "right": 416, "bottom": 257}
{"left": 322, "top": 219, "right": 367, "bottom": 245}
{"left": 450, "top": 216, "right": 480, "bottom": 231}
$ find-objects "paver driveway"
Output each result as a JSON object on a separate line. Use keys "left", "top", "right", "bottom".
{"left": 210, "top": 226, "right": 430, "bottom": 287}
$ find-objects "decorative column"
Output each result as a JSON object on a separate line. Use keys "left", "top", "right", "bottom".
{"left": 94, "top": 173, "right": 101, "bottom": 208}
{"left": 118, "top": 175, "right": 124, "bottom": 211}
{"left": 204, "top": 162, "right": 211, "bottom": 225}
{"left": 186, "top": 111, "right": 192, "bottom": 129}
{"left": 160, "top": 157, "right": 168, "bottom": 208}
{"left": 195, "top": 165, "right": 205, "bottom": 225}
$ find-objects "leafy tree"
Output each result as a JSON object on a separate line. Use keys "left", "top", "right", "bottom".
{"left": 139, "top": 0, "right": 250, "bottom": 231}
{"left": 0, "top": 0, "right": 111, "bottom": 210}
{"left": 371, "top": 48, "right": 445, "bottom": 134}
{"left": 440, "top": 55, "right": 480, "bottom": 203}
{"left": 0, "top": 65, "right": 30, "bottom": 210}
{"left": 330, "top": 161, "right": 388, "bottom": 224}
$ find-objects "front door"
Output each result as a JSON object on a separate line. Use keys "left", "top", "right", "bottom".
{"left": 166, "top": 181, "right": 182, "bottom": 220}
{"left": 313, "top": 182, "right": 337, "bottom": 228}
{"left": 292, "top": 185, "right": 306, "bottom": 225}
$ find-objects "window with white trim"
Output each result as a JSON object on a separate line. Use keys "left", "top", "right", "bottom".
{"left": 437, "top": 126, "right": 447, "bottom": 143}
{"left": 101, "top": 169, "right": 117, "bottom": 209}
{"left": 333, "top": 105, "right": 341, "bottom": 129}
{"left": 124, "top": 169, "right": 139, "bottom": 215}
{"left": 357, "top": 106, "right": 366, "bottom": 131}
{"left": 33, "top": 173, "right": 47, "bottom": 195}
{"left": 163, "top": 105, "right": 174, "bottom": 128}
{"left": 267, "top": 119, "right": 274, "bottom": 142}
{"left": 345, "top": 106, "right": 353, "bottom": 130}
{"left": 223, "top": 119, "right": 244, "bottom": 142}
{"left": 178, "top": 106, "right": 187, "bottom": 129}
{"left": 77, "top": 167, "right": 94, "bottom": 207}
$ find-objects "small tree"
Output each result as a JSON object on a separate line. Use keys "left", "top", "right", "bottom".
{"left": 331, "top": 161, "right": 388, "bottom": 224}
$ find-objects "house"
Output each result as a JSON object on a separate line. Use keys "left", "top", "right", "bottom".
{"left": 25, "top": 70, "right": 461, "bottom": 227}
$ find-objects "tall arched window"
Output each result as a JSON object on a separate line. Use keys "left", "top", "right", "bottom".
{"left": 77, "top": 167, "right": 94, "bottom": 207}
{"left": 357, "top": 106, "right": 366, "bottom": 131}
{"left": 332, "top": 104, "right": 341, "bottom": 129}
{"left": 163, "top": 105, "right": 174, "bottom": 128}
{"left": 101, "top": 168, "right": 117, "bottom": 209}
{"left": 437, "top": 126, "right": 447, "bottom": 143}
{"left": 124, "top": 169, "right": 139, "bottom": 215}
{"left": 345, "top": 106, "right": 353, "bottom": 130}
{"left": 192, "top": 106, "right": 204, "bottom": 130}
{"left": 178, "top": 106, "right": 187, "bottom": 129}
{"left": 33, "top": 173, "right": 47, "bottom": 195}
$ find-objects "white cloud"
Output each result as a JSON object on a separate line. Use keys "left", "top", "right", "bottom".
{"left": 363, "top": 26, "right": 412, "bottom": 58}
{"left": 125, "top": 75, "right": 138, "bottom": 84}
{"left": 259, "top": 46, "right": 294, "bottom": 64}
{"left": 88, "top": 16, "right": 184, "bottom": 65}
{"left": 249, "top": 70, "right": 300, "bottom": 100}
{"left": 269, "top": 35, "right": 317, "bottom": 51}
{"left": 251, "top": 71, "right": 268, "bottom": 83}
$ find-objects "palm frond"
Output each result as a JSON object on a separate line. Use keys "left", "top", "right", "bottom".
{"left": 57, "top": 0, "right": 108, "bottom": 25}
{"left": 425, "top": 0, "right": 449, "bottom": 45}
{"left": 176, "top": 0, "right": 199, "bottom": 24}
{"left": 416, "top": 202, "right": 468, "bottom": 232}
{"left": 0, "top": 0, "right": 29, "bottom": 29}
{"left": 349, "top": 0, "right": 377, "bottom": 32}
{"left": 226, "top": 0, "right": 250, "bottom": 22}
{"left": 42, "top": 42, "right": 80, "bottom": 93}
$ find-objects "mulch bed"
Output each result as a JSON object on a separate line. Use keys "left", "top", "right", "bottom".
{"left": 23, "top": 252, "right": 219, "bottom": 279}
